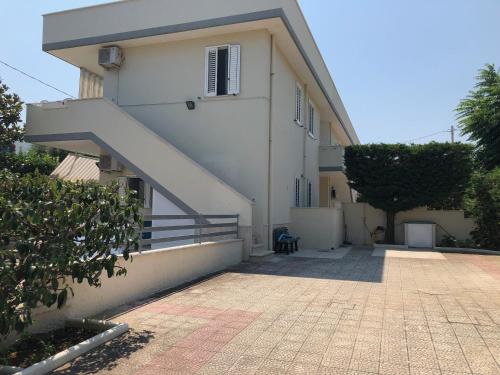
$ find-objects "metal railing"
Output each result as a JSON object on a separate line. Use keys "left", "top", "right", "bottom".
{"left": 140, "top": 214, "right": 239, "bottom": 248}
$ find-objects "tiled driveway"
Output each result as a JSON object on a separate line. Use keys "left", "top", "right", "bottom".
{"left": 55, "top": 247, "right": 500, "bottom": 375}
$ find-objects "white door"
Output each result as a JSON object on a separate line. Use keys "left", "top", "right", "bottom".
{"left": 407, "top": 224, "right": 434, "bottom": 248}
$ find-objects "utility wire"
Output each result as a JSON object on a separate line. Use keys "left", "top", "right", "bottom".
{"left": 402, "top": 129, "right": 450, "bottom": 144}
{"left": 0, "top": 59, "right": 76, "bottom": 99}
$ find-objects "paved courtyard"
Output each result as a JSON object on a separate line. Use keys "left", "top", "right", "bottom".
{"left": 55, "top": 247, "right": 500, "bottom": 375}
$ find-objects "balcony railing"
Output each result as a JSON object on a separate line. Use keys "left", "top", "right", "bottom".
{"left": 140, "top": 214, "right": 239, "bottom": 249}
{"left": 319, "top": 145, "right": 344, "bottom": 172}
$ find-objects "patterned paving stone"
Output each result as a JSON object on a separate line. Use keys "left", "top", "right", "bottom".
{"left": 53, "top": 247, "right": 500, "bottom": 374}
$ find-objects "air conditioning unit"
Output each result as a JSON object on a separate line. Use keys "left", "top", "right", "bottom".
{"left": 98, "top": 46, "right": 123, "bottom": 69}
{"left": 98, "top": 155, "right": 123, "bottom": 172}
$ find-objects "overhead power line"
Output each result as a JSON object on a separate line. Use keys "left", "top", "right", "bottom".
{"left": 0, "top": 59, "right": 76, "bottom": 99}
{"left": 402, "top": 129, "right": 451, "bottom": 144}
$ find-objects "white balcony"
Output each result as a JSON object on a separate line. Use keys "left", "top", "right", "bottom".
{"left": 319, "top": 145, "right": 344, "bottom": 172}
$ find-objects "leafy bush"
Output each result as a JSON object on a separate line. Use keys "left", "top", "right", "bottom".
{"left": 0, "top": 171, "right": 142, "bottom": 336}
{"left": 437, "top": 235, "right": 477, "bottom": 249}
{"left": 465, "top": 168, "right": 500, "bottom": 250}
{"left": 0, "top": 149, "right": 59, "bottom": 175}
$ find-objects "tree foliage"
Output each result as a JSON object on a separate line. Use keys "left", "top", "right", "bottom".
{"left": 0, "top": 80, "right": 24, "bottom": 149}
{"left": 0, "top": 171, "right": 142, "bottom": 336}
{"left": 464, "top": 168, "right": 500, "bottom": 250}
{"left": 345, "top": 143, "right": 473, "bottom": 243}
{"left": 457, "top": 64, "right": 500, "bottom": 170}
{"left": 0, "top": 149, "right": 59, "bottom": 175}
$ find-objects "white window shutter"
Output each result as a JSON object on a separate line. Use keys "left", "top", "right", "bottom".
{"left": 295, "top": 85, "right": 302, "bottom": 123}
{"left": 205, "top": 47, "right": 218, "bottom": 97}
{"left": 228, "top": 44, "right": 241, "bottom": 95}
{"left": 308, "top": 102, "right": 315, "bottom": 134}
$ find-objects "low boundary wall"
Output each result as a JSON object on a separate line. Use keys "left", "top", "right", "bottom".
{"left": 290, "top": 205, "right": 344, "bottom": 250}
{"left": 344, "top": 203, "right": 475, "bottom": 246}
{"left": 30, "top": 239, "right": 243, "bottom": 333}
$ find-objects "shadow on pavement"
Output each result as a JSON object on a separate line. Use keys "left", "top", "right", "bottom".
{"left": 233, "top": 247, "right": 385, "bottom": 283}
{"left": 53, "top": 329, "right": 154, "bottom": 374}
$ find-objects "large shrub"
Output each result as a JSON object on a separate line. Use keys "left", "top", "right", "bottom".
{"left": 0, "top": 171, "right": 142, "bottom": 336}
{"left": 0, "top": 149, "right": 59, "bottom": 175}
{"left": 465, "top": 168, "right": 500, "bottom": 250}
{"left": 345, "top": 142, "right": 473, "bottom": 243}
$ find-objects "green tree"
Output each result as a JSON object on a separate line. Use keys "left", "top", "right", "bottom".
{"left": 456, "top": 64, "right": 500, "bottom": 170}
{"left": 0, "top": 80, "right": 24, "bottom": 150}
{"left": 464, "top": 168, "right": 500, "bottom": 250}
{"left": 0, "top": 149, "right": 59, "bottom": 175}
{"left": 0, "top": 171, "right": 142, "bottom": 336}
{"left": 345, "top": 143, "right": 473, "bottom": 243}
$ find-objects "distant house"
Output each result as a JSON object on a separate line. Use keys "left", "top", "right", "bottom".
{"left": 25, "top": 0, "right": 360, "bottom": 256}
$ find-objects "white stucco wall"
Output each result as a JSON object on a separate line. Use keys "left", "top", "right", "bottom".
{"left": 109, "top": 30, "right": 269, "bottom": 243}
{"left": 30, "top": 240, "right": 243, "bottom": 333}
{"left": 105, "top": 30, "right": 324, "bottom": 244}
{"left": 270, "top": 45, "right": 320, "bottom": 226}
{"left": 290, "top": 206, "right": 344, "bottom": 250}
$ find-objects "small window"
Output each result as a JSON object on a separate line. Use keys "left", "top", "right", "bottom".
{"left": 307, "top": 180, "right": 312, "bottom": 207}
{"left": 308, "top": 101, "right": 315, "bottom": 135}
{"left": 295, "top": 84, "right": 303, "bottom": 124}
{"left": 205, "top": 45, "right": 240, "bottom": 97}
{"left": 295, "top": 177, "right": 301, "bottom": 207}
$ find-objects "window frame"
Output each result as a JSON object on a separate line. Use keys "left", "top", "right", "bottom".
{"left": 308, "top": 100, "right": 315, "bottom": 136}
{"left": 204, "top": 44, "right": 240, "bottom": 98}
{"left": 295, "top": 176, "right": 301, "bottom": 207}
{"left": 294, "top": 83, "right": 303, "bottom": 125}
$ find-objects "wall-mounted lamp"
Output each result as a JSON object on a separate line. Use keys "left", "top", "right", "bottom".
{"left": 185, "top": 101, "right": 196, "bottom": 110}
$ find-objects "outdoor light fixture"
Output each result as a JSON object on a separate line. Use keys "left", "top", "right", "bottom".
{"left": 185, "top": 101, "right": 196, "bottom": 110}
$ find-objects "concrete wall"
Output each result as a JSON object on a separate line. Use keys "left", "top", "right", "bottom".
{"left": 30, "top": 240, "right": 243, "bottom": 333}
{"left": 26, "top": 99, "right": 253, "bottom": 228}
{"left": 344, "top": 203, "right": 476, "bottom": 246}
{"left": 290, "top": 205, "right": 344, "bottom": 250}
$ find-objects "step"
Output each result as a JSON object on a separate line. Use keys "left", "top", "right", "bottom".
{"left": 249, "top": 247, "right": 275, "bottom": 262}
{"left": 252, "top": 243, "right": 264, "bottom": 251}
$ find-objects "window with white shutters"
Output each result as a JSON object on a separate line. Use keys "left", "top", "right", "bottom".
{"left": 295, "top": 177, "right": 301, "bottom": 207}
{"left": 228, "top": 45, "right": 241, "bottom": 95}
{"left": 205, "top": 44, "right": 240, "bottom": 97}
{"left": 295, "top": 84, "right": 303, "bottom": 124}
{"left": 308, "top": 101, "right": 315, "bottom": 135}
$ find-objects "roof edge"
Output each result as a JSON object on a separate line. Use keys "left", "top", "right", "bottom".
{"left": 43, "top": 8, "right": 357, "bottom": 144}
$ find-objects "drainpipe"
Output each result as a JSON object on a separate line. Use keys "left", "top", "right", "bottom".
{"left": 267, "top": 34, "right": 275, "bottom": 251}
{"left": 302, "top": 84, "right": 308, "bottom": 206}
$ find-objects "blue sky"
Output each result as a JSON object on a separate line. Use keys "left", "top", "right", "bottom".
{"left": 2, "top": 0, "right": 499, "bottom": 144}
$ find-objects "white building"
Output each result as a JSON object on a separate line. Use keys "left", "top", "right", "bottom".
{"left": 25, "top": 0, "right": 360, "bottom": 257}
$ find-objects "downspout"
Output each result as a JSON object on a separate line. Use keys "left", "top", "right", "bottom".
{"left": 267, "top": 34, "right": 275, "bottom": 251}
{"left": 302, "top": 84, "right": 308, "bottom": 205}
